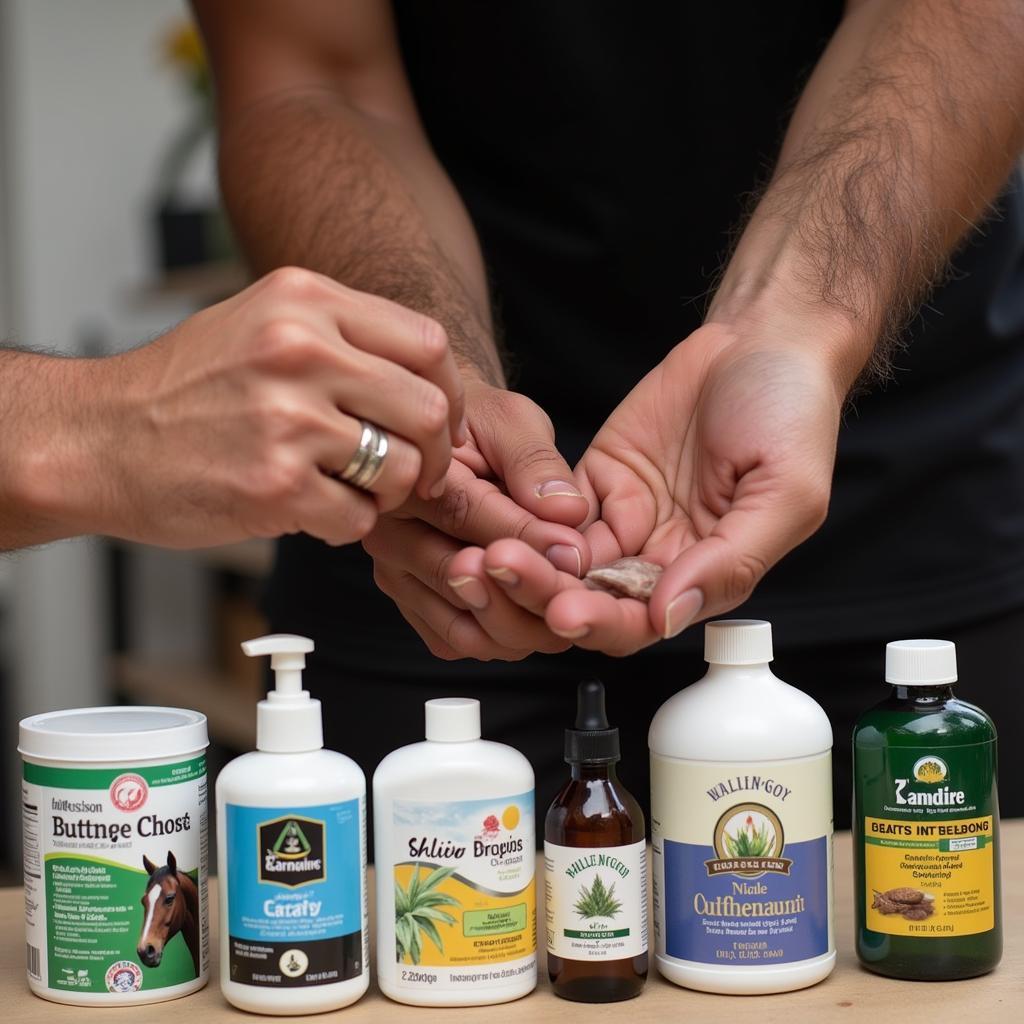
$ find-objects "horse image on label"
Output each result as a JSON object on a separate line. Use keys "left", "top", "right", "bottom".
{"left": 137, "top": 851, "right": 200, "bottom": 975}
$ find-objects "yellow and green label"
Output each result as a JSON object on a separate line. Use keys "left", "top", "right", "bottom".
{"left": 391, "top": 792, "right": 536, "bottom": 993}
{"left": 858, "top": 743, "right": 998, "bottom": 938}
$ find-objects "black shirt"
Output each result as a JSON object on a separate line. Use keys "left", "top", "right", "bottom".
{"left": 268, "top": 1, "right": 1024, "bottom": 660}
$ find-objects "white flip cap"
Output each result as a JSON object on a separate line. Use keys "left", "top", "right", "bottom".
{"left": 886, "top": 639, "right": 957, "bottom": 685}
{"left": 425, "top": 698, "right": 481, "bottom": 742}
{"left": 243, "top": 633, "right": 323, "bottom": 752}
{"left": 704, "top": 619, "right": 773, "bottom": 665}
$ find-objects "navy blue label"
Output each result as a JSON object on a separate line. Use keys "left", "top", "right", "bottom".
{"left": 663, "top": 836, "right": 828, "bottom": 965}
{"left": 226, "top": 800, "right": 363, "bottom": 986}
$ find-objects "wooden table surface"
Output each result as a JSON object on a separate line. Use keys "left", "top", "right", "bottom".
{"left": 4, "top": 825, "right": 1021, "bottom": 1022}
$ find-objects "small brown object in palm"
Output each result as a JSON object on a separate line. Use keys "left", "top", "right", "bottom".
{"left": 584, "top": 558, "right": 664, "bottom": 601}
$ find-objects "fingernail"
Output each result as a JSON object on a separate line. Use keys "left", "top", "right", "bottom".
{"left": 663, "top": 588, "right": 704, "bottom": 640}
{"left": 449, "top": 576, "right": 489, "bottom": 610}
{"left": 546, "top": 544, "right": 582, "bottom": 577}
{"left": 536, "top": 480, "right": 583, "bottom": 499}
{"left": 551, "top": 624, "right": 590, "bottom": 640}
{"left": 485, "top": 566, "right": 520, "bottom": 586}
{"left": 430, "top": 477, "right": 447, "bottom": 499}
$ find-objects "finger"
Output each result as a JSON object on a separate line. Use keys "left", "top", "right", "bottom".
{"left": 446, "top": 546, "right": 572, "bottom": 655}
{"left": 405, "top": 462, "right": 591, "bottom": 577}
{"left": 295, "top": 470, "right": 379, "bottom": 547}
{"left": 545, "top": 587, "right": 659, "bottom": 657}
{"left": 332, "top": 348, "right": 452, "bottom": 500}
{"left": 468, "top": 387, "right": 589, "bottom": 526}
{"left": 574, "top": 449, "right": 659, "bottom": 556}
{"left": 481, "top": 539, "right": 587, "bottom": 617}
{"left": 394, "top": 604, "right": 464, "bottom": 661}
{"left": 361, "top": 516, "right": 469, "bottom": 609}
{"left": 649, "top": 481, "right": 827, "bottom": 640}
{"left": 384, "top": 569, "right": 532, "bottom": 662}
{"left": 315, "top": 413, "right": 423, "bottom": 513}
{"left": 319, "top": 277, "right": 466, "bottom": 444}
{"left": 266, "top": 268, "right": 467, "bottom": 444}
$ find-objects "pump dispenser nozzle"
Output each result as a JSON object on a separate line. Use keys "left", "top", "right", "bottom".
{"left": 242, "top": 633, "right": 323, "bottom": 753}
{"left": 565, "top": 680, "right": 619, "bottom": 764}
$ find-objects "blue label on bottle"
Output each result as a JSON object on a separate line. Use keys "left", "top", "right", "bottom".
{"left": 663, "top": 836, "right": 828, "bottom": 965}
{"left": 226, "top": 800, "right": 363, "bottom": 986}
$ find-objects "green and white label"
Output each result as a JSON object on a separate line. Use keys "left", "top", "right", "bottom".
{"left": 544, "top": 840, "right": 647, "bottom": 961}
{"left": 22, "top": 758, "right": 209, "bottom": 996}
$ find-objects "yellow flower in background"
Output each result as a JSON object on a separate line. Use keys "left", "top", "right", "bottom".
{"left": 163, "top": 21, "right": 206, "bottom": 76}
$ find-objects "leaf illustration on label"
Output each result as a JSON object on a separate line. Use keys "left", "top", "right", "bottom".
{"left": 723, "top": 815, "right": 777, "bottom": 858}
{"left": 394, "top": 863, "right": 461, "bottom": 964}
{"left": 573, "top": 874, "right": 623, "bottom": 919}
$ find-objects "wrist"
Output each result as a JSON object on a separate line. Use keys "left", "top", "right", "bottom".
{"left": 3, "top": 353, "right": 117, "bottom": 538}
{"left": 708, "top": 221, "right": 879, "bottom": 399}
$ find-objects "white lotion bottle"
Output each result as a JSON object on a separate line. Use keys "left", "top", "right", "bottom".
{"left": 649, "top": 620, "right": 835, "bottom": 994}
{"left": 216, "top": 635, "right": 368, "bottom": 1014}
{"left": 373, "top": 698, "right": 537, "bottom": 1006}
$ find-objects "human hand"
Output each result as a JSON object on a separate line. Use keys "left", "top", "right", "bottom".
{"left": 362, "top": 380, "right": 593, "bottom": 660}
{"left": 37, "top": 267, "right": 466, "bottom": 547}
{"left": 475, "top": 321, "right": 844, "bottom": 655}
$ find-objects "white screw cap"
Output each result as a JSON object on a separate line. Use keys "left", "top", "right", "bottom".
{"left": 704, "top": 619, "right": 773, "bottom": 665}
{"left": 886, "top": 639, "right": 957, "bottom": 685}
{"left": 425, "top": 698, "right": 481, "bottom": 742}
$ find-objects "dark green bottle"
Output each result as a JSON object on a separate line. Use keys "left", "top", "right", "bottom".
{"left": 853, "top": 640, "right": 1001, "bottom": 980}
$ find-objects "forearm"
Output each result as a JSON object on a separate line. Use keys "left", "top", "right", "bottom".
{"left": 0, "top": 350, "right": 107, "bottom": 549}
{"left": 216, "top": 88, "right": 503, "bottom": 387}
{"left": 710, "top": 0, "right": 1024, "bottom": 390}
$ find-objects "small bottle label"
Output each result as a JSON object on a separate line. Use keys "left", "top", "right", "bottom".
{"left": 544, "top": 840, "right": 647, "bottom": 961}
{"left": 652, "top": 753, "right": 833, "bottom": 967}
{"left": 860, "top": 742, "right": 996, "bottom": 937}
{"left": 390, "top": 792, "right": 536, "bottom": 993}
{"left": 225, "top": 798, "right": 365, "bottom": 987}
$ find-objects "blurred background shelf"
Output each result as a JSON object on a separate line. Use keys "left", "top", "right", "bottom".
{"left": 121, "top": 538, "right": 274, "bottom": 578}
{"left": 114, "top": 655, "right": 257, "bottom": 751}
{"left": 127, "top": 260, "right": 247, "bottom": 309}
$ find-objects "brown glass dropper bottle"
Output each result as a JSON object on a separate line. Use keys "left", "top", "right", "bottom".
{"left": 544, "top": 681, "right": 648, "bottom": 1002}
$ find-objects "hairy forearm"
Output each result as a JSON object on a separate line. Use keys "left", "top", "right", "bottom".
{"left": 0, "top": 349, "right": 107, "bottom": 549}
{"left": 711, "top": 0, "right": 1024, "bottom": 388}
{"left": 217, "top": 88, "right": 504, "bottom": 386}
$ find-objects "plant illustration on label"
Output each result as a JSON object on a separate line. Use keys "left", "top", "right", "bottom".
{"left": 394, "top": 864, "right": 461, "bottom": 965}
{"left": 574, "top": 875, "right": 623, "bottom": 920}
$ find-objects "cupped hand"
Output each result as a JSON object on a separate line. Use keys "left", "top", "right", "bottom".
{"left": 479, "top": 322, "right": 843, "bottom": 656}
{"left": 362, "top": 380, "right": 593, "bottom": 660}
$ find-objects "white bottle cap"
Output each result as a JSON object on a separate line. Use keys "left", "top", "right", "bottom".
{"left": 242, "top": 633, "right": 323, "bottom": 753}
{"left": 425, "top": 698, "right": 481, "bottom": 742}
{"left": 885, "top": 639, "right": 957, "bottom": 685}
{"left": 704, "top": 619, "right": 773, "bottom": 665}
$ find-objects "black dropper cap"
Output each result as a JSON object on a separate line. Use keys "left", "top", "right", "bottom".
{"left": 564, "top": 680, "right": 620, "bottom": 764}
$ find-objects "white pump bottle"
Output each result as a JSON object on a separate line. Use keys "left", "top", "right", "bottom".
{"left": 216, "top": 634, "right": 368, "bottom": 1014}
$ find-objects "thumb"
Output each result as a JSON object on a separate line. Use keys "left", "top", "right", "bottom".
{"left": 648, "top": 486, "right": 828, "bottom": 640}
{"left": 470, "top": 387, "right": 589, "bottom": 527}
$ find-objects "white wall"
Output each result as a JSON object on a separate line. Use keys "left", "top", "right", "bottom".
{"left": 1, "top": 0, "right": 207, "bottom": 857}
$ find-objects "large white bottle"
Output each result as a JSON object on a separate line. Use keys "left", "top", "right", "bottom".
{"left": 373, "top": 698, "right": 537, "bottom": 1006}
{"left": 649, "top": 620, "right": 835, "bottom": 994}
{"left": 216, "top": 635, "right": 368, "bottom": 1014}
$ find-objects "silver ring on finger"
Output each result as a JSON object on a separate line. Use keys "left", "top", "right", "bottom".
{"left": 340, "top": 420, "right": 389, "bottom": 492}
